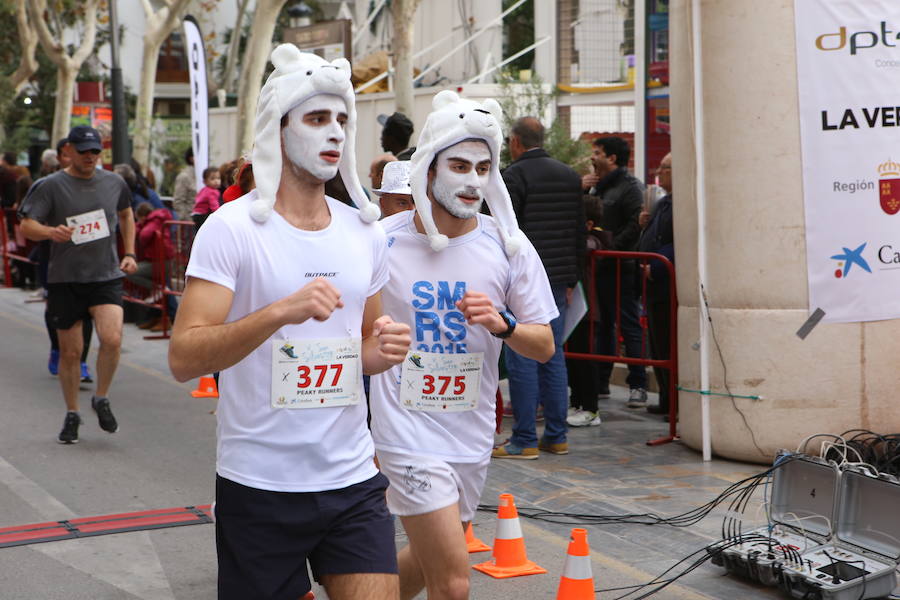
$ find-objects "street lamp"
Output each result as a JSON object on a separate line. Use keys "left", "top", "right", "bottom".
{"left": 288, "top": 2, "right": 314, "bottom": 28}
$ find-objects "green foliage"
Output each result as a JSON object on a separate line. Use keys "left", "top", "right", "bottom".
{"left": 495, "top": 71, "right": 591, "bottom": 172}
{"left": 502, "top": 0, "right": 534, "bottom": 75}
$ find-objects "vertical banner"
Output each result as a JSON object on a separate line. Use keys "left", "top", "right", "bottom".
{"left": 183, "top": 16, "right": 208, "bottom": 184}
{"left": 795, "top": 0, "right": 900, "bottom": 323}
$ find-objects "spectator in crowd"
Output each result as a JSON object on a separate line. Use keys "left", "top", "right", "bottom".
{"left": 129, "top": 158, "right": 157, "bottom": 194}
{"left": 222, "top": 159, "right": 254, "bottom": 203}
{"left": 369, "top": 152, "right": 396, "bottom": 191}
{"left": 379, "top": 112, "right": 416, "bottom": 160}
{"left": 638, "top": 153, "right": 674, "bottom": 415}
{"left": 129, "top": 202, "right": 178, "bottom": 330}
{"left": 191, "top": 167, "right": 221, "bottom": 230}
{"left": 369, "top": 91, "right": 555, "bottom": 600}
{"left": 172, "top": 147, "right": 196, "bottom": 220}
{"left": 114, "top": 163, "right": 167, "bottom": 214}
{"left": 169, "top": 46, "right": 407, "bottom": 600}
{"left": 219, "top": 159, "right": 238, "bottom": 192}
{"left": 0, "top": 151, "right": 19, "bottom": 208}
{"left": 19, "top": 125, "right": 137, "bottom": 444}
{"left": 493, "top": 116, "right": 584, "bottom": 459}
{"left": 40, "top": 150, "right": 59, "bottom": 177}
{"left": 566, "top": 195, "right": 614, "bottom": 427}
{"left": 372, "top": 160, "right": 412, "bottom": 218}
{"left": 585, "top": 136, "right": 648, "bottom": 408}
{"left": 12, "top": 174, "right": 32, "bottom": 213}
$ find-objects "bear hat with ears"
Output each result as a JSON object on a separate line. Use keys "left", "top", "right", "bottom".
{"left": 250, "top": 43, "right": 380, "bottom": 224}
{"left": 408, "top": 90, "right": 524, "bottom": 256}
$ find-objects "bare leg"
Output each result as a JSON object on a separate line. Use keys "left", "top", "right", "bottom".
{"left": 398, "top": 505, "right": 469, "bottom": 600}
{"left": 320, "top": 573, "right": 399, "bottom": 600}
{"left": 89, "top": 304, "right": 123, "bottom": 398}
{"left": 57, "top": 321, "right": 84, "bottom": 411}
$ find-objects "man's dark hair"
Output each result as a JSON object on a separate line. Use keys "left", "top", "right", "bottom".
{"left": 184, "top": 147, "right": 194, "bottom": 166}
{"left": 56, "top": 138, "right": 69, "bottom": 153}
{"left": 2, "top": 152, "right": 15, "bottom": 165}
{"left": 511, "top": 117, "right": 544, "bottom": 149}
{"left": 593, "top": 136, "right": 630, "bottom": 167}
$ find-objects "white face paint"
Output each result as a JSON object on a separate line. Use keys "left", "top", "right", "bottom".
{"left": 282, "top": 94, "right": 348, "bottom": 182}
{"left": 430, "top": 140, "right": 491, "bottom": 219}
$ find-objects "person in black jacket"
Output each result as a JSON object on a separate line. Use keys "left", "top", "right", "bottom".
{"left": 638, "top": 153, "right": 674, "bottom": 415}
{"left": 586, "top": 136, "right": 649, "bottom": 408}
{"left": 493, "top": 117, "right": 585, "bottom": 459}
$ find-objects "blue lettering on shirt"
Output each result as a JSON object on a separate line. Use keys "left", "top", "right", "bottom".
{"left": 412, "top": 280, "right": 468, "bottom": 352}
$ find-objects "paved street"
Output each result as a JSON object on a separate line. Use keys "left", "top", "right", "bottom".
{"left": 0, "top": 286, "right": 785, "bottom": 600}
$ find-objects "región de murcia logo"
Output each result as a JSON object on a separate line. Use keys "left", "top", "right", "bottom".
{"left": 879, "top": 159, "right": 900, "bottom": 215}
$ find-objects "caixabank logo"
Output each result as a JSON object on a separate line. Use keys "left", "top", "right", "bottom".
{"left": 830, "top": 243, "right": 871, "bottom": 279}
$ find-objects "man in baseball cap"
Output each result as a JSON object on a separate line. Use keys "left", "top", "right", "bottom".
{"left": 66, "top": 126, "right": 103, "bottom": 153}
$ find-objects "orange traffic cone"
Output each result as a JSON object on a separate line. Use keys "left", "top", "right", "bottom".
{"left": 556, "top": 528, "right": 595, "bottom": 599}
{"left": 473, "top": 494, "right": 547, "bottom": 578}
{"left": 466, "top": 522, "right": 491, "bottom": 553}
{"left": 191, "top": 376, "right": 219, "bottom": 398}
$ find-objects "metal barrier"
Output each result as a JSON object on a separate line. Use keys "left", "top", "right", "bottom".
{"left": 564, "top": 250, "right": 678, "bottom": 446}
{"left": 121, "top": 220, "right": 194, "bottom": 341}
{"left": 1, "top": 208, "right": 38, "bottom": 288}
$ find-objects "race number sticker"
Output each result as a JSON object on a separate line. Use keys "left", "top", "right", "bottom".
{"left": 400, "top": 351, "right": 483, "bottom": 412}
{"left": 66, "top": 209, "right": 110, "bottom": 245}
{"left": 271, "top": 338, "right": 361, "bottom": 408}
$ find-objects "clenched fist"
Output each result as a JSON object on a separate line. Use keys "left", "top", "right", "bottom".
{"left": 279, "top": 278, "right": 344, "bottom": 324}
{"left": 455, "top": 291, "right": 505, "bottom": 335}
{"left": 371, "top": 315, "right": 411, "bottom": 365}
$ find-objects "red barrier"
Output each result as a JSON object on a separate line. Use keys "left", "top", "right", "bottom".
{"left": 564, "top": 250, "right": 678, "bottom": 446}
{"left": 1, "top": 208, "right": 38, "bottom": 288}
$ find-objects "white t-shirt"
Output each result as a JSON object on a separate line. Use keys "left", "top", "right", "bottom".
{"left": 186, "top": 191, "right": 389, "bottom": 492}
{"left": 370, "top": 211, "right": 558, "bottom": 463}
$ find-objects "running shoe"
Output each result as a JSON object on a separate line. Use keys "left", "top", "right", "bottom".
{"left": 48, "top": 349, "right": 59, "bottom": 376}
{"left": 567, "top": 409, "right": 602, "bottom": 427}
{"left": 627, "top": 388, "right": 648, "bottom": 408}
{"left": 58, "top": 412, "right": 81, "bottom": 444}
{"left": 92, "top": 397, "right": 119, "bottom": 433}
{"left": 80, "top": 362, "right": 93, "bottom": 383}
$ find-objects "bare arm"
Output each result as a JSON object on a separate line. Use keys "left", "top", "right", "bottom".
{"left": 20, "top": 217, "right": 73, "bottom": 243}
{"left": 456, "top": 291, "right": 555, "bottom": 363}
{"left": 360, "top": 291, "right": 411, "bottom": 375}
{"left": 117, "top": 207, "right": 137, "bottom": 274}
{"left": 168, "top": 276, "right": 344, "bottom": 382}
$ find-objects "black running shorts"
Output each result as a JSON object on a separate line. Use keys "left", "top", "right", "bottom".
{"left": 46, "top": 278, "right": 123, "bottom": 330}
{"left": 215, "top": 472, "right": 398, "bottom": 600}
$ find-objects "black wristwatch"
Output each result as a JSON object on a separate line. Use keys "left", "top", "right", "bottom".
{"left": 492, "top": 310, "right": 517, "bottom": 339}
{"left": 124, "top": 253, "right": 137, "bottom": 259}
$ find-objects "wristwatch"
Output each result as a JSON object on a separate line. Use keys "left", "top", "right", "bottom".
{"left": 492, "top": 310, "right": 517, "bottom": 339}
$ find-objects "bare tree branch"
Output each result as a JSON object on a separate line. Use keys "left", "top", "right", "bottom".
{"left": 10, "top": 0, "right": 39, "bottom": 94}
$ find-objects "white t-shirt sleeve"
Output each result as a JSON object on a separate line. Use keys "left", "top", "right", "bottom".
{"left": 368, "top": 224, "right": 390, "bottom": 297}
{"left": 185, "top": 214, "right": 241, "bottom": 291}
{"left": 505, "top": 240, "right": 559, "bottom": 325}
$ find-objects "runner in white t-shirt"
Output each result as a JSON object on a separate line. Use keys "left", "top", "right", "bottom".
{"left": 369, "top": 90, "right": 557, "bottom": 600}
{"left": 169, "top": 45, "right": 410, "bottom": 600}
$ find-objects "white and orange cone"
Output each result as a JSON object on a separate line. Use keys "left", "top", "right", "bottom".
{"left": 472, "top": 494, "right": 547, "bottom": 578}
{"left": 465, "top": 522, "right": 491, "bottom": 553}
{"left": 556, "top": 528, "right": 595, "bottom": 599}
{"left": 191, "top": 375, "right": 219, "bottom": 398}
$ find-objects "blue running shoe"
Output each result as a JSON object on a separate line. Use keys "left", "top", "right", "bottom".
{"left": 80, "top": 362, "right": 93, "bottom": 383}
{"left": 48, "top": 349, "right": 59, "bottom": 376}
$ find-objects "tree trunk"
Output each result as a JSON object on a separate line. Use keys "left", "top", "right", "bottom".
{"left": 52, "top": 60, "right": 77, "bottom": 144}
{"left": 11, "top": 0, "right": 39, "bottom": 95}
{"left": 390, "top": 0, "right": 421, "bottom": 116}
{"left": 235, "top": 0, "right": 287, "bottom": 157}
{"left": 132, "top": 36, "right": 165, "bottom": 167}
{"left": 222, "top": 0, "right": 250, "bottom": 94}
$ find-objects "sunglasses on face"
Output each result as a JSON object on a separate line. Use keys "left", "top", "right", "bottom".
{"left": 77, "top": 148, "right": 101, "bottom": 155}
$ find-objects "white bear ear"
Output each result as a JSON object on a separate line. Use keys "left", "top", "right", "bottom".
{"left": 270, "top": 44, "right": 303, "bottom": 71}
{"left": 331, "top": 57, "right": 351, "bottom": 74}
{"left": 482, "top": 98, "right": 503, "bottom": 123}
{"left": 433, "top": 90, "right": 460, "bottom": 110}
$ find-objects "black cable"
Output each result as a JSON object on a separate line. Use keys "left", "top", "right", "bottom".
{"left": 701, "top": 283, "right": 766, "bottom": 457}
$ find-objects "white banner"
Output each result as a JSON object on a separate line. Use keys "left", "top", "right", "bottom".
{"left": 183, "top": 16, "right": 208, "bottom": 184}
{"left": 795, "top": 0, "right": 900, "bottom": 323}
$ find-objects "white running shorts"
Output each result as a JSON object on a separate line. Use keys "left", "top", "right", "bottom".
{"left": 376, "top": 450, "right": 490, "bottom": 522}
